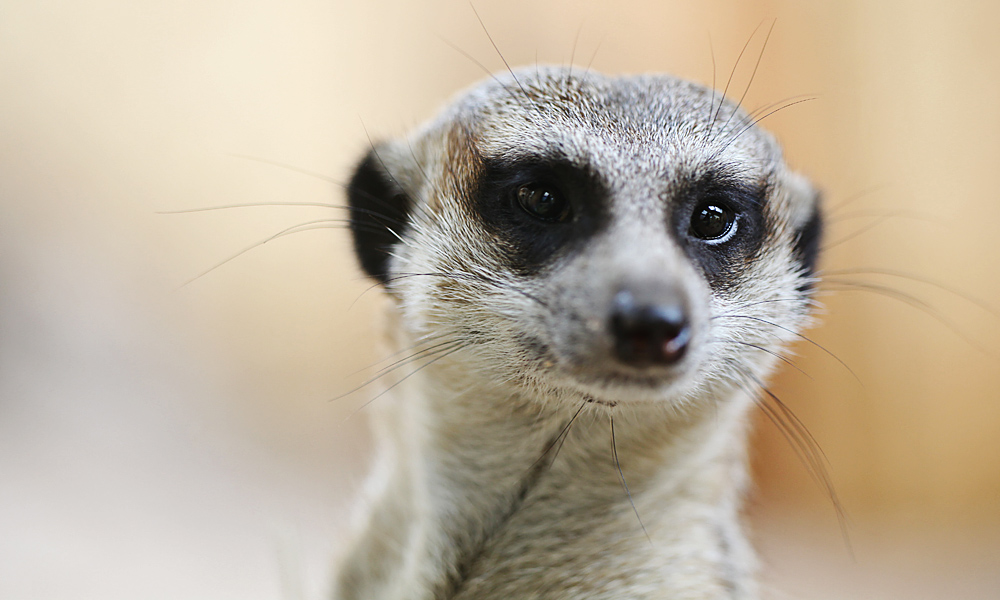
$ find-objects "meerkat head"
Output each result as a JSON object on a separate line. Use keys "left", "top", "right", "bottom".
{"left": 347, "top": 66, "right": 821, "bottom": 410}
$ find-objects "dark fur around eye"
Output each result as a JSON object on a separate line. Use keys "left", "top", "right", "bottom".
{"left": 346, "top": 149, "right": 414, "bottom": 285}
{"left": 471, "top": 157, "right": 610, "bottom": 276}
{"left": 672, "top": 173, "right": 768, "bottom": 291}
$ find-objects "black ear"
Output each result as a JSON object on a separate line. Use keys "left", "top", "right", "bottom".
{"left": 793, "top": 197, "right": 823, "bottom": 288}
{"left": 346, "top": 148, "right": 413, "bottom": 285}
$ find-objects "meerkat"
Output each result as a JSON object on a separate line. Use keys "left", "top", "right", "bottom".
{"left": 334, "top": 66, "right": 822, "bottom": 599}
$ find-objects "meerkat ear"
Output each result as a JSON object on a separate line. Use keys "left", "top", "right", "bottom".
{"left": 781, "top": 170, "right": 823, "bottom": 285}
{"left": 794, "top": 196, "right": 822, "bottom": 280}
{"left": 346, "top": 147, "right": 414, "bottom": 285}
{"left": 787, "top": 175, "right": 823, "bottom": 286}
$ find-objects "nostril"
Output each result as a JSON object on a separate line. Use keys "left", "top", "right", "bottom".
{"left": 610, "top": 290, "right": 691, "bottom": 367}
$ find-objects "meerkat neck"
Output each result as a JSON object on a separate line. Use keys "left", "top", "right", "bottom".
{"left": 336, "top": 356, "right": 759, "bottom": 600}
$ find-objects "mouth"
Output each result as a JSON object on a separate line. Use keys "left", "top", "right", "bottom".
{"left": 514, "top": 328, "right": 700, "bottom": 404}
{"left": 530, "top": 357, "right": 697, "bottom": 408}
{"left": 573, "top": 368, "right": 674, "bottom": 390}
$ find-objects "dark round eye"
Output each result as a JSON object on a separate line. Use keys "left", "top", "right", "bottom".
{"left": 690, "top": 201, "right": 737, "bottom": 241}
{"left": 515, "top": 184, "right": 571, "bottom": 222}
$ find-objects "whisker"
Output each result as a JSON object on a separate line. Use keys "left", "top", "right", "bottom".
{"left": 547, "top": 404, "right": 585, "bottom": 466}
{"left": 720, "top": 93, "right": 816, "bottom": 149}
{"left": 755, "top": 391, "right": 852, "bottom": 550}
{"left": 158, "top": 201, "right": 343, "bottom": 214}
{"left": 824, "top": 184, "right": 887, "bottom": 216}
{"left": 177, "top": 219, "right": 353, "bottom": 288}
{"left": 387, "top": 271, "right": 549, "bottom": 308}
{"left": 708, "top": 339, "right": 811, "bottom": 379}
{"left": 716, "top": 19, "right": 776, "bottom": 140}
{"left": 363, "top": 338, "right": 466, "bottom": 384}
{"left": 579, "top": 30, "right": 607, "bottom": 87}
{"left": 352, "top": 331, "right": 456, "bottom": 376}
{"left": 751, "top": 373, "right": 830, "bottom": 467}
{"left": 359, "top": 119, "right": 435, "bottom": 223}
{"left": 714, "top": 297, "right": 816, "bottom": 317}
{"left": 228, "top": 153, "right": 344, "bottom": 184}
{"left": 823, "top": 268, "right": 999, "bottom": 318}
{"left": 825, "top": 208, "right": 938, "bottom": 225}
{"left": 567, "top": 21, "right": 585, "bottom": 76}
{"left": 268, "top": 222, "right": 388, "bottom": 238}
{"left": 741, "top": 93, "right": 816, "bottom": 124}
{"left": 711, "top": 20, "right": 766, "bottom": 130}
{"left": 824, "top": 209, "right": 943, "bottom": 248}
{"left": 822, "top": 278, "right": 989, "bottom": 353}
{"left": 705, "top": 31, "right": 717, "bottom": 142}
{"left": 437, "top": 35, "right": 534, "bottom": 114}
{"left": 712, "top": 314, "right": 861, "bottom": 385}
{"left": 713, "top": 97, "right": 816, "bottom": 157}
{"left": 406, "top": 138, "right": 434, "bottom": 189}
{"left": 347, "top": 275, "right": 397, "bottom": 311}
{"left": 333, "top": 335, "right": 468, "bottom": 405}
{"left": 728, "top": 361, "right": 854, "bottom": 556}
{"left": 822, "top": 214, "right": 898, "bottom": 250}
{"left": 334, "top": 340, "right": 464, "bottom": 404}
{"left": 755, "top": 396, "right": 825, "bottom": 487}
{"left": 469, "top": 3, "right": 533, "bottom": 104}
{"left": 526, "top": 401, "right": 588, "bottom": 472}
{"left": 611, "top": 413, "right": 652, "bottom": 545}
{"left": 218, "top": 153, "right": 419, "bottom": 227}
{"left": 341, "top": 342, "right": 468, "bottom": 418}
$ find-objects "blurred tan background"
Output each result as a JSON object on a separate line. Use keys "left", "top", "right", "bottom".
{"left": 2, "top": 1, "right": 998, "bottom": 598}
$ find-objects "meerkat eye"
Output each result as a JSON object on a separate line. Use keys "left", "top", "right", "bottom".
{"left": 690, "top": 201, "right": 737, "bottom": 242}
{"left": 515, "top": 184, "right": 571, "bottom": 222}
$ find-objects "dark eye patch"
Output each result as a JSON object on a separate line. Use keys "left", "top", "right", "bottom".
{"left": 671, "top": 172, "right": 768, "bottom": 290}
{"left": 471, "top": 157, "right": 610, "bottom": 276}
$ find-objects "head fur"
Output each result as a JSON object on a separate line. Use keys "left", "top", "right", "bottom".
{"left": 349, "top": 66, "right": 820, "bottom": 412}
{"left": 338, "top": 66, "right": 822, "bottom": 599}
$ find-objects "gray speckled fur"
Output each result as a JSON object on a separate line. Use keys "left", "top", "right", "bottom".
{"left": 334, "top": 67, "right": 820, "bottom": 599}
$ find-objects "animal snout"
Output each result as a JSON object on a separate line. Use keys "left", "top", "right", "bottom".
{"left": 610, "top": 288, "right": 691, "bottom": 367}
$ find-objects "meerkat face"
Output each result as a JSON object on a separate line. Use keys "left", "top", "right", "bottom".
{"left": 348, "top": 67, "right": 821, "bottom": 409}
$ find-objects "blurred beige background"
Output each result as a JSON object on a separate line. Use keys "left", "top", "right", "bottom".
{"left": 2, "top": 1, "right": 998, "bottom": 598}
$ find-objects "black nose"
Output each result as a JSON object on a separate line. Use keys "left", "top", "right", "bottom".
{"left": 610, "top": 289, "right": 690, "bottom": 367}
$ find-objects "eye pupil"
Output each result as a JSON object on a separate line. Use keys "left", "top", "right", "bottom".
{"left": 516, "top": 185, "right": 570, "bottom": 222}
{"left": 691, "top": 202, "right": 735, "bottom": 240}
